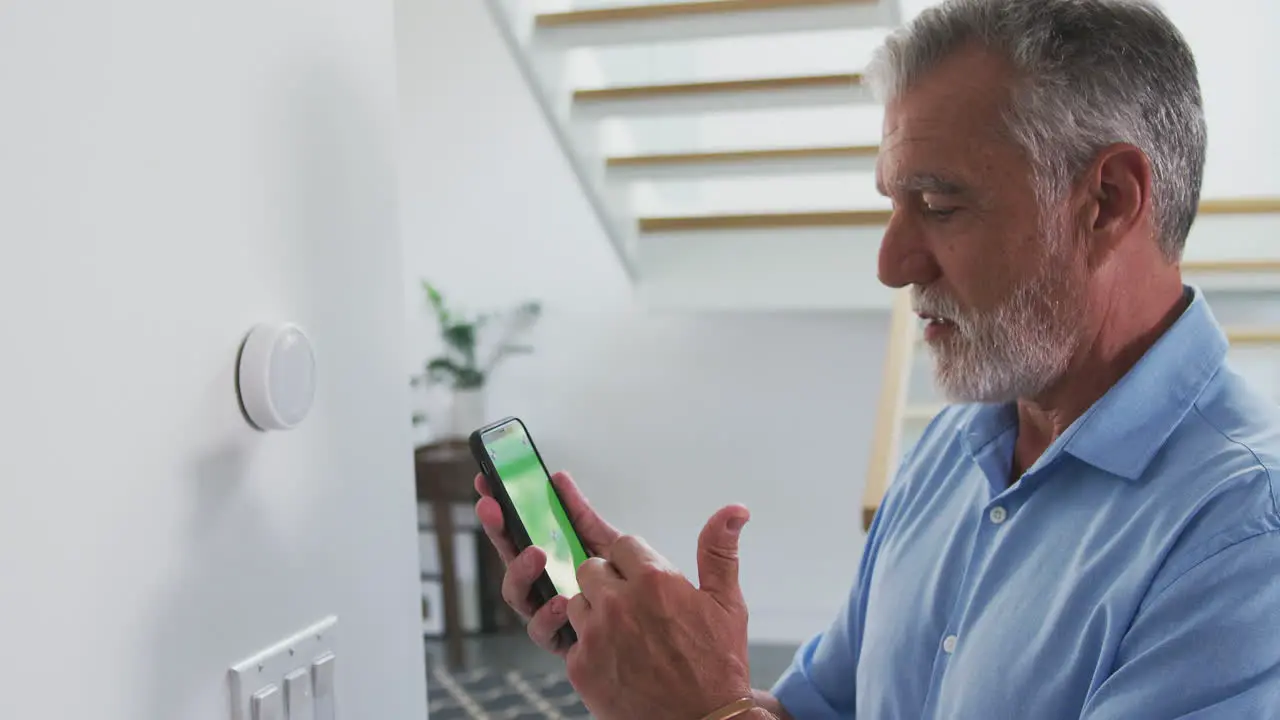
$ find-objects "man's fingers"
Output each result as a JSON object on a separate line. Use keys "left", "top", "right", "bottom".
{"left": 474, "top": 472, "right": 493, "bottom": 498}
{"left": 527, "top": 596, "right": 573, "bottom": 656}
{"left": 566, "top": 592, "right": 590, "bottom": 630}
{"left": 603, "top": 535, "right": 671, "bottom": 580}
{"left": 697, "top": 505, "right": 750, "bottom": 610}
{"left": 502, "top": 547, "right": 548, "bottom": 618}
{"left": 476, "top": 496, "right": 518, "bottom": 564}
{"left": 576, "top": 557, "right": 622, "bottom": 604}
{"left": 552, "top": 471, "right": 622, "bottom": 554}
{"left": 480, "top": 471, "right": 617, "bottom": 562}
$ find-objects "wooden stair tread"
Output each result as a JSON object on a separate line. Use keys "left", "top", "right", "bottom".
{"left": 608, "top": 144, "right": 878, "bottom": 167}
{"left": 1200, "top": 197, "right": 1280, "bottom": 214}
{"left": 640, "top": 198, "right": 1280, "bottom": 233}
{"left": 1225, "top": 327, "right": 1280, "bottom": 344}
{"left": 574, "top": 73, "right": 862, "bottom": 103}
{"left": 537, "top": 0, "right": 875, "bottom": 28}
{"left": 639, "top": 209, "right": 889, "bottom": 232}
{"left": 1184, "top": 260, "right": 1280, "bottom": 273}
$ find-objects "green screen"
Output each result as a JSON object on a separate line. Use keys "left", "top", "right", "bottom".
{"left": 482, "top": 421, "right": 588, "bottom": 597}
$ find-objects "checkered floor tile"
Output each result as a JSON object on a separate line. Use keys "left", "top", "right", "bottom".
{"left": 429, "top": 666, "right": 591, "bottom": 719}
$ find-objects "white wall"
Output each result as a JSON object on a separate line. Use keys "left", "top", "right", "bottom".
{"left": 0, "top": 2, "right": 427, "bottom": 719}
{"left": 396, "top": 0, "right": 885, "bottom": 643}
{"left": 490, "top": 311, "right": 888, "bottom": 640}
{"left": 1165, "top": 0, "right": 1280, "bottom": 199}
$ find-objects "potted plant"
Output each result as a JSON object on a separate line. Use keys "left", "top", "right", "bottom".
{"left": 412, "top": 281, "right": 541, "bottom": 437}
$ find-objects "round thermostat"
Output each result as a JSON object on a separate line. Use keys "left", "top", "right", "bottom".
{"left": 237, "top": 322, "right": 317, "bottom": 431}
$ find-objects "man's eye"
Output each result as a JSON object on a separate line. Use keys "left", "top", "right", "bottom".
{"left": 924, "top": 205, "right": 959, "bottom": 219}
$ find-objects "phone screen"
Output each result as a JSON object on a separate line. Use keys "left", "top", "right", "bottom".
{"left": 481, "top": 420, "right": 588, "bottom": 596}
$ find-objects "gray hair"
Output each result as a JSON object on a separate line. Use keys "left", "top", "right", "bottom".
{"left": 867, "top": 0, "right": 1207, "bottom": 261}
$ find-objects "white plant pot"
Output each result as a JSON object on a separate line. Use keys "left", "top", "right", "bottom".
{"left": 449, "top": 388, "right": 487, "bottom": 438}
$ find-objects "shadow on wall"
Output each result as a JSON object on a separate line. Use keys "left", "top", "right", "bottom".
{"left": 273, "top": 50, "right": 426, "bottom": 720}
{"left": 141, "top": 356, "right": 290, "bottom": 720}
{"left": 141, "top": 53, "right": 409, "bottom": 719}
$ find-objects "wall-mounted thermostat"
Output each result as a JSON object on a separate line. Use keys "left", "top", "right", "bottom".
{"left": 237, "top": 322, "right": 316, "bottom": 431}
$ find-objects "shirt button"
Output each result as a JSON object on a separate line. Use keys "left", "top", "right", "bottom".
{"left": 943, "top": 635, "right": 958, "bottom": 654}
{"left": 989, "top": 506, "right": 1008, "bottom": 525}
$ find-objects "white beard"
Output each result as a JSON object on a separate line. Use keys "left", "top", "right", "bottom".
{"left": 914, "top": 233, "right": 1083, "bottom": 404}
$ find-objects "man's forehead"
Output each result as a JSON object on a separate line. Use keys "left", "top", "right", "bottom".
{"left": 876, "top": 89, "right": 1014, "bottom": 193}
{"left": 876, "top": 169, "right": 965, "bottom": 196}
{"left": 883, "top": 86, "right": 1006, "bottom": 143}
{"left": 875, "top": 123, "right": 974, "bottom": 195}
{"left": 880, "top": 44, "right": 1014, "bottom": 143}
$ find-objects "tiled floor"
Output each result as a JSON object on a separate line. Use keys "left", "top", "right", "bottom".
{"left": 425, "top": 632, "right": 801, "bottom": 691}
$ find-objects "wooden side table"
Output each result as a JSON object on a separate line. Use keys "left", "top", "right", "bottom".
{"left": 414, "top": 439, "right": 519, "bottom": 669}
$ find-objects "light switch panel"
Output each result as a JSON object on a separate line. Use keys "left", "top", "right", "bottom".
{"left": 284, "top": 669, "right": 313, "bottom": 719}
{"left": 229, "top": 616, "right": 338, "bottom": 720}
{"left": 252, "top": 685, "right": 284, "bottom": 720}
{"left": 312, "top": 653, "right": 337, "bottom": 720}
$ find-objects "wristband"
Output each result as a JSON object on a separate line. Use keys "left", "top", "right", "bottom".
{"left": 699, "top": 698, "right": 756, "bottom": 720}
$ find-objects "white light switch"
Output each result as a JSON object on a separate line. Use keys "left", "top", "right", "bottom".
{"left": 252, "top": 685, "right": 284, "bottom": 720}
{"left": 284, "top": 669, "right": 313, "bottom": 719}
{"left": 313, "top": 653, "right": 337, "bottom": 720}
{"left": 229, "top": 617, "right": 338, "bottom": 720}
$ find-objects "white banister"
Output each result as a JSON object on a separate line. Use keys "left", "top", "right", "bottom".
{"left": 481, "top": 0, "right": 640, "bottom": 282}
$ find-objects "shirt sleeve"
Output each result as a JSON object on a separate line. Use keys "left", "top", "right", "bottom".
{"left": 1081, "top": 524, "right": 1280, "bottom": 719}
{"left": 770, "top": 592, "right": 860, "bottom": 720}
{"left": 770, "top": 466, "right": 911, "bottom": 720}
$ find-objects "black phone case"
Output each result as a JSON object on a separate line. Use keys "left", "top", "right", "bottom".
{"left": 469, "top": 416, "right": 579, "bottom": 648}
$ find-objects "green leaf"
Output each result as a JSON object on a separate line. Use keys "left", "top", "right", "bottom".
{"left": 417, "top": 287, "right": 542, "bottom": 388}
{"left": 442, "top": 324, "right": 477, "bottom": 363}
{"left": 423, "top": 280, "right": 442, "bottom": 308}
{"left": 422, "top": 280, "right": 451, "bottom": 325}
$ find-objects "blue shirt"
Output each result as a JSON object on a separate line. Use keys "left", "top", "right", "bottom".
{"left": 773, "top": 287, "right": 1280, "bottom": 719}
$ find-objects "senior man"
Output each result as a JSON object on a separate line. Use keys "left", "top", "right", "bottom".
{"left": 476, "top": 0, "right": 1280, "bottom": 718}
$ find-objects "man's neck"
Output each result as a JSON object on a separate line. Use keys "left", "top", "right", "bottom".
{"left": 1010, "top": 278, "right": 1189, "bottom": 479}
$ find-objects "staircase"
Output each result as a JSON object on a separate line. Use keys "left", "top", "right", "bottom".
{"left": 482, "top": 0, "right": 1280, "bottom": 525}
{"left": 483, "top": 0, "right": 900, "bottom": 307}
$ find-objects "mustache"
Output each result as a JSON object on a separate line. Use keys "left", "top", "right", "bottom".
{"left": 911, "top": 285, "right": 965, "bottom": 322}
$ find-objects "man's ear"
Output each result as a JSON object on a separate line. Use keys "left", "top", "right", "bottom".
{"left": 1078, "top": 143, "right": 1153, "bottom": 268}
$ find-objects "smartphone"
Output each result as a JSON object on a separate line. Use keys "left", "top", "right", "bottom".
{"left": 470, "top": 417, "right": 588, "bottom": 646}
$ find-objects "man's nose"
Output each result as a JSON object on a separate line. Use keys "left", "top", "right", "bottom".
{"left": 877, "top": 211, "right": 940, "bottom": 289}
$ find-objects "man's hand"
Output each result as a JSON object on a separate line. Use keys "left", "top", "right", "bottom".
{"left": 473, "top": 470, "right": 621, "bottom": 655}
{"left": 564, "top": 505, "right": 754, "bottom": 720}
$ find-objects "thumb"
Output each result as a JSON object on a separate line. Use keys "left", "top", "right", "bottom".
{"left": 697, "top": 505, "right": 750, "bottom": 608}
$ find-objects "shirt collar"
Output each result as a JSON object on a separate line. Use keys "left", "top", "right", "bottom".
{"left": 958, "top": 285, "right": 1228, "bottom": 481}
{"left": 1062, "top": 285, "right": 1227, "bottom": 480}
